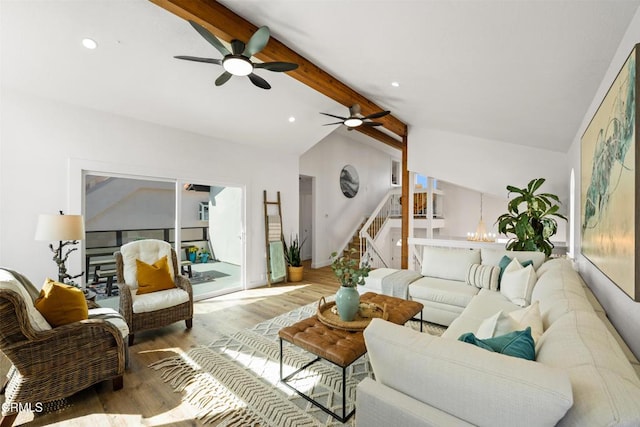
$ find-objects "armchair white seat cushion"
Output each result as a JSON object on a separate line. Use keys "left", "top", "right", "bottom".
{"left": 131, "top": 288, "right": 190, "bottom": 314}
{"left": 87, "top": 307, "right": 129, "bottom": 338}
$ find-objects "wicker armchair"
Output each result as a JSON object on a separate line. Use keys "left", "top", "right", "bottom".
{"left": 0, "top": 269, "right": 125, "bottom": 427}
{"left": 115, "top": 239, "right": 193, "bottom": 346}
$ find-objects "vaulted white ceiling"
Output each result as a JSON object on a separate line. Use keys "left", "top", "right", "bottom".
{"left": 3, "top": 0, "right": 639, "bottom": 155}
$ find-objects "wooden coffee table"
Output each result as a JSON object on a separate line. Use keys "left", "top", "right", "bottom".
{"left": 278, "top": 292, "right": 423, "bottom": 422}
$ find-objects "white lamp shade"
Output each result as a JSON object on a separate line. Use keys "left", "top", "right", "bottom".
{"left": 35, "top": 214, "right": 85, "bottom": 241}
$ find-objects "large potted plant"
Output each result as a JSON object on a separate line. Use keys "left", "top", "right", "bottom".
{"left": 284, "top": 234, "right": 305, "bottom": 282}
{"left": 496, "top": 178, "right": 567, "bottom": 257}
{"left": 330, "top": 248, "right": 371, "bottom": 321}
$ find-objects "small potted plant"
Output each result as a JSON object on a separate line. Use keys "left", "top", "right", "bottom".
{"left": 187, "top": 246, "right": 198, "bottom": 263}
{"left": 198, "top": 248, "right": 210, "bottom": 263}
{"left": 284, "top": 234, "right": 305, "bottom": 282}
{"left": 330, "top": 248, "right": 371, "bottom": 321}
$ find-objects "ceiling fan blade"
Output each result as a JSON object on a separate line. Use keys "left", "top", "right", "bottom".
{"left": 322, "top": 122, "right": 344, "bottom": 126}
{"left": 248, "top": 73, "right": 271, "bottom": 89}
{"left": 189, "top": 20, "right": 231, "bottom": 57}
{"left": 230, "top": 40, "right": 245, "bottom": 56}
{"left": 363, "top": 122, "right": 384, "bottom": 127}
{"left": 243, "top": 26, "right": 270, "bottom": 58}
{"left": 349, "top": 104, "right": 361, "bottom": 117}
{"left": 215, "top": 71, "right": 233, "bottom": 86}
{"left": 364, "top": 110, "right": 391, "bottom": 120}
{"left": 320, "top": 112, "right": 348, "bottom": 120}
{"left": 254, "top": 61, "right": 299, "bottom": 72}
{"left": 174, "top": 56, "right": 222, "bottom": 65}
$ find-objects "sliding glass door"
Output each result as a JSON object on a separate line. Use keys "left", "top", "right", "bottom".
{"left": 83, "top": 172, "right": 244, "bottom": 307}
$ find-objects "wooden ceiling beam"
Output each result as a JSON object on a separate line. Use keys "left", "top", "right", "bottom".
{"left": 150, "top": 0, "right": 408, "bottom": 142}
{"left": 353, "top": 126, "right": 404, "bottom": 151}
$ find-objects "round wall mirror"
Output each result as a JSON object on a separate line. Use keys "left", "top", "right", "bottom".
{"left": 340, "top": 165, "right": 359, "bottom": 198}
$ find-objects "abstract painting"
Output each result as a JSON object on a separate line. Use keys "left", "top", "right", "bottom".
{"left": 581, "top": 44, "right": 638, "bottom": 301}
{"left": 340, "top": 165, "right": 359, "bottom": 198}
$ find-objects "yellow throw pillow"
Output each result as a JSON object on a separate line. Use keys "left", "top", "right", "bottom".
{"left": 136, "top": 255, "right": 175, "bottom": 295}
{"left": 35, "top": 278, "right": 89, "bottom": 327}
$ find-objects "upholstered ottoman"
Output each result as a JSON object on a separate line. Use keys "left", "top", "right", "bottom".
{"left": 278, "top": 293, "right": 423, "bottom": 422}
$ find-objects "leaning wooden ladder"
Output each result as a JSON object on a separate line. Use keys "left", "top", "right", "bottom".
{"left": 264, "top": 190, "right": 287, "bottom": 286}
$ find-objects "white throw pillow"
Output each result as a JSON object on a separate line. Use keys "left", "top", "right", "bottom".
{"left": 476, "top": 310, "right": 519, "bottom": 339}
{"left": 500, "top": 257, "right": 537, "bottom": 307}
{"left": 509, "top": 300, "right": 543, "bottom": 343}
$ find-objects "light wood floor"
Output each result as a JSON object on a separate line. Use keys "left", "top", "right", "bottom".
{"left": 7, "top": 262, "right": 340, "bottom": 427}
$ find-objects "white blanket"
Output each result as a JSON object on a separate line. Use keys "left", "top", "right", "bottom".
{"left": 381, "top": 270, "right": 422, "bottom": 299}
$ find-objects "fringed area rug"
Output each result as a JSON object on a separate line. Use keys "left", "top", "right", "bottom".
{"left": 150, "top": 300, "right": 446, "bottom": 426}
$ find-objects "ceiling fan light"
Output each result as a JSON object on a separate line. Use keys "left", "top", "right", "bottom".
{"left": 222, "top": 56, "right": 253, "bottom": 76}
{"left": 344, "top": 118, "right": 363, "bottom": 128}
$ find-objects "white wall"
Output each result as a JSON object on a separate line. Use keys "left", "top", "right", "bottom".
{"left": 300, "top": 130, "right": 396, "bottom": 267}
{"left": 567, "top": 7, "right": 640, "bottom": 359}
{"left": 436, "top": 181, "right": 506, "bottom": 239}
{"left": 408, "top": 128, "right": 569, "bottom": 202}
{"left": 0, "top": 89, "right": 299, "bottom": 289}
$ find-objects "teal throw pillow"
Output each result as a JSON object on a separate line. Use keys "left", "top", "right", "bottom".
{"left": 498, "top": 255, "right": 534, "bottom": 285}
{"left": 458, "top": 327, "right": 535, "bottom": 361}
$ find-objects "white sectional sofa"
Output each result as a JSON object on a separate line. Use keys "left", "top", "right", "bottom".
{"left": 360, "top": 246, "right": 546, "bottom": 325}
{"left": 356, "top": 257, "right": 640, "bottom": 426}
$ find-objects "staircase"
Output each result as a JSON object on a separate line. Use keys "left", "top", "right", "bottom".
{"left": 336, "top": 186, "right": 444, "bottom": 270}
{"left": 342, "top": 219, "right": 368, "bottom": 261}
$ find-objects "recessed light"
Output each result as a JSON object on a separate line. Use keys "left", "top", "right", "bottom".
{"left": 391, "top": 81, "right": 400, "bottom": 87}
{"left": 288, "top": 116, "right": 296, "bottom": 123}
{"left": 82, "top": 38, "right": 98, "bottom": 49}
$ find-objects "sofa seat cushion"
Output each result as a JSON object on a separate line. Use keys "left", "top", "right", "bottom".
{"left": 364, "top": 319, "right": 573, "bottom": 427}
{"left": 88, "top": 307, "right": 130, "bottom": 338}
{"left": 537, "top": 310, "right": 640, "bottom": 426}
{"left": 409, "top": 277, "right": 479, "bottom": 308}
{"left": 131, "top": 288, "right": 189, "bottom": 314}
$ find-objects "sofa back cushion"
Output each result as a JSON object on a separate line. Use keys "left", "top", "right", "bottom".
{"left": 421, "top": 247, "right": 480, "bottom": 282}
{"left": 481, "top": 248, "right": 546, "bottom": 271}
{"left": 531, "top": 259, "right": 593, "bottom": 329}
{"left": 536, "top": 310, "right": 640, "bottom": 426}
{"left": 364, "top": 318, "right": 573, "bottom": 427}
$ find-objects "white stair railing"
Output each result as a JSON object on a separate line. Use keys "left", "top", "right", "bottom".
{"left": 359, "top": 189, "right": 401, "bottom": 268}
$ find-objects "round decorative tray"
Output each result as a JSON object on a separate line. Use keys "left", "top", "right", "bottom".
{"left": 316, "top": 296, "right": 388, "bottom": 331}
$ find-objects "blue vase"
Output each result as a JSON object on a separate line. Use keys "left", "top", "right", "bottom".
{"left": 335, "top": 286, "right": 360, "bottom": 321}
{"left": 188, "top": 252, "right": 196, "bottom": 262}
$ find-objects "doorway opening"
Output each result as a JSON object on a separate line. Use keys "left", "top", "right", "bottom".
{"left": 299, "top": 175, "right": 314, "bottom": 265}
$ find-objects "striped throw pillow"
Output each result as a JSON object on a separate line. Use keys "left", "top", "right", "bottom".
{"left": 466, "top": 264, "right": 500, "bottom": 291}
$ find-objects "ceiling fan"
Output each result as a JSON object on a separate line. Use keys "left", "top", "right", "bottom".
{"left": 321, "top": 104, "right": 390, "bottom": 130}
{"left": 175, "top": 20, "right": 298, "bottom": 90}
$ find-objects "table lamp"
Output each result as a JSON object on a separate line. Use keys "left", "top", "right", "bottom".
{"left": 35, "top": 211, "right": 85, "bottom": 285}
